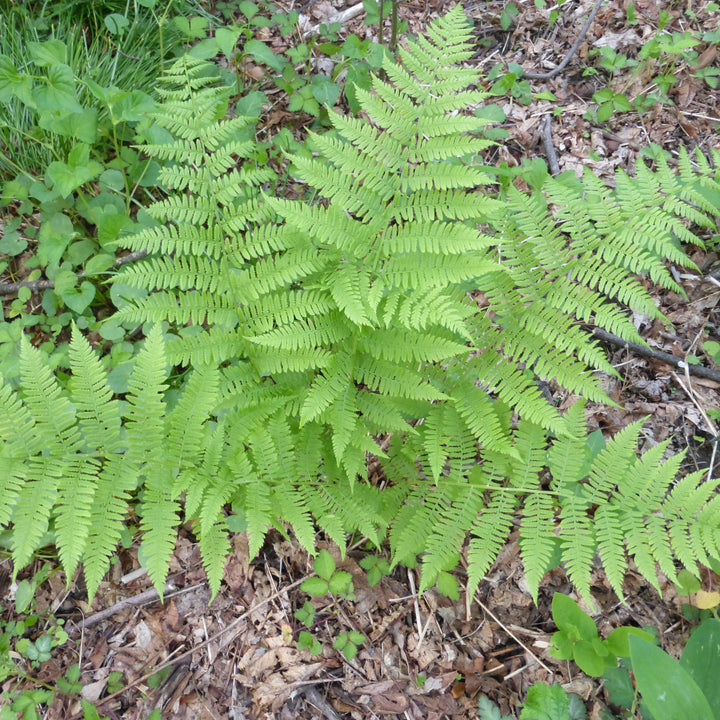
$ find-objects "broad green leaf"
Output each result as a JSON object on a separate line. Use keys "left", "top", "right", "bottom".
{"left": 14, "top": 579, "right": 35, "bottom": 614}
{"left": 602, "top": 667, "right": 634, "bottom": 709}
{"left": 311, "top": 75, "right": 340, "bottom": 106}
{"left": 99, "top": 169, "right": 126, "bottom": 192}
{"left": 573, "top": 639, "right": 610, "bottom": 677}
{"left": 680, "top": 619, "right": 720, "bottom": 714}
{"left": 189, "top": 37, "right": 221, "bottom": 60}
{"left": 0, "top": 218, "right": 26, "bottom": 256}
{"left": 549, "top": 631, "right": 575, "bottom": 660}
{"left": 301, "top": 576, "right": 329, "bottom": 596}
{"left": 476, "top": 104, "right": 507, "bottom": 123}
{"left": 37, "top": 212, "right": 75, "bottom": 266}
{"left": 32, "top": 64, "right": 80, "bottom": 112}
{"left": 238, "top": 0, "right": 259, "bottom": 18}
{"left": 596, "top": 102, "right": 614, "bottom": 122}
{"left": 328, "top": 571, "right": 353, "bottom": 595}
{"left": 314, "top": 549, "right": 336, "bottom": 580}
{"left": 0, "top": 54, "right": 33, "bottom": 104}
{"left": 236, "top": 90, "right": 267, "bottom": 117}
{"left": 613, "top": 94, "right": 632, "bottom": 112}
{"left": 605, "top": 626, "right": 654, "bottom": 657}
{"left": 85, "top": 78, "right": 129, "bottom": 107}
{"left": 551, "top": 594, "right": 598, "bottom": 642}
{"left": 28, "top": 40, "right": 67, "bottom": 67}
{"left": 630, "top": 635, "right": 714, "bottom": 720}
{"left": 245, "top": 40, "right": 287, "bottom": 72}
{"left": 38, "top": 108, "right": 98, "bottom": 143}
{"left": 53, "top": 269, "right": 79, "bottom": 296}
{"left": 114, "top": 90, "right": 155, "bottom": 123}
{"left": 174, "top": 15, "right": 209, "bottom": 40}
{"left": 83, "top": 254, "right": 114, "bottom": 276}
{"left": 105, "top": 13, "right": 130, "bottom": 35}
{"left": 215, "top": 27, "right": 242, "bottom": 59}
{"left": 60, "top": 281, "right": 96, "bottom": 314}
{"left": 46, "top": 145, "right": 103, "bottom": 197}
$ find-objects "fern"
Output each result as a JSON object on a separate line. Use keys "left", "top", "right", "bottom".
{"left": 2, "top": 7, "right": 720, "bottom": 604}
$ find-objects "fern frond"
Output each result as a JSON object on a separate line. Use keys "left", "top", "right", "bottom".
{"left": 10, "top": 462, "right": 60, "bottom": 571}
{"left": 82, "top": 455, "right": 139, "bottom": 600}
{"left": 68, "top": 325, "right": 122, "bottom": 453}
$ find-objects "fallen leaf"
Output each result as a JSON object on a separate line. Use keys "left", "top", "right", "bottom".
{"left": 693, "top": 590, "right": 720, "bottom": 609}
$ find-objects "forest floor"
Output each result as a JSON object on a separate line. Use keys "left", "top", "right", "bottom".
{"left": 4, "top": 0, "right": 720, "bottom": 718}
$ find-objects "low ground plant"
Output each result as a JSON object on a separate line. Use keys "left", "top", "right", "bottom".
{"left": 1, "top": 7, "right": 720, "bottom": 609}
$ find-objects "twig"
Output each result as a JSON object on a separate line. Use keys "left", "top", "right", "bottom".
{"left": 540, "top": 114, "right": 561, "bottom": 176}
{"left": 673, "top": 369, "right": 719, "bottom": 482}
{"left": 0, "top": 250, "right": 147, "bottom": 295}
{"left": 524, "top": 0, "right": 606, "bottom": 80}
{"left": 475, "top": 598, "right": 553, "bottom": 674}
{"left": 301, "top": 685, "right": 344, "bottom": 720}
{"left": 301, "top": 2, "right": 364, "bottom": 38}
{"left": 68, "top": 581, "right": 203, "bottom": 634}
{"left": 407, "top": 570, "right": 431, "bottom": 650}
{"left": 593, "top": 327, "right": 720, "bottom": 384}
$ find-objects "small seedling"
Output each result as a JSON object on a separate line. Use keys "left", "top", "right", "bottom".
{"left": 591, "top": 88, "right": 632, "bottom": 122}
{"left": 332, "top": 630, "right": 365, "bottom": 661}
{"left": 297, "top": 630, "right": 323, "bottom": 656}
{"left": 294, "top": 600, "right": 316, "bottom": 628}
{"left": 301, "top": 550, "right": 354, "bottom": 598}
{"left": 549, "top": 594, "right": 653, "bottom": 677}
{"left": 479, "top": 683, "right": 586, "bottom": 720}
{"left": 359, "top": 555, "right": 391, "bottom": 586}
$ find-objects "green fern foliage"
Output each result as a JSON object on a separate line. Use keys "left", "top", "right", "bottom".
{"left": 2, "top": 7, "right": 720, "bottom": 603}
{"left": 0, "top": 325, "right": 222, "bottom": 600}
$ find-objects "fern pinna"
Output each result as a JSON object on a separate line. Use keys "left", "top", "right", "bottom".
{"left": 2, "top": 7, "right": 720, "bottom": 602}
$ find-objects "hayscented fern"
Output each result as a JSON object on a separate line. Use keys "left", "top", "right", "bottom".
{"left": 2, "top": 7, "right": 720, "bottom": 602}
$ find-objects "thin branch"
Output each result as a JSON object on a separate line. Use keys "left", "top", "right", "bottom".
{"left": 540, "top": 114, "right": 561, "bottom": 176}
{"left": 524, "top": 0, "right": 606, "bottom": 80}
{"left": 68, "top": 579, "right": 202, "bottom": 634}
{"left": 593, "top": 327, "right": 720, "bottom": 383}
{"left": 476, "top": 597, "right": 553, "bottom": 674}
{"left": 0, "top": 250, "right": 147, "bottom": 295}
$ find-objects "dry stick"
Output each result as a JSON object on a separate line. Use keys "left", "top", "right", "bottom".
{"left": 674, "top": 369, "right": 719, "bottom": 482}
{"left": 301, "top": 685, "right": 344, "bottom": 720}
{"left": 540, "top": 114, "right": 561, "bottom": 176}
{"left": 592, "top": 327, "right": 720, "bottom": 384}
{"left": 68, "top": 581, "right": 204, "bottom": 635}
{"left": 475, "top": 598, "right": 553, "bottom": 674}
{"left": 524, "top": 0, "right": 606, "bottom": 80}
{"left": 0, "top": 249, "right": 147, "bottom": 295}
{"left": 72, "top": 575, "right": 308, "bottom": 717}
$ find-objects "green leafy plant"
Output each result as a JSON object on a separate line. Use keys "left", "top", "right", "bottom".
{"left": 294, "top": 600, "right": 316, "bottom": 628}
{"left": 603, "top": 619, "right": 720, "bottom": 720}
{"left": 479, "top": 683, "right": 586, "bottom": 720}
{"left": 296, "top": 630, "right": 323, "bottom": 656}
{"left": 590, "top": 46, "right": 638, "bottom": 75}
{"left": 359, "top": 553, "right": 391, "bottom": 586}
{"left": 488, "top": 62, "right": 533, "bottom": 104}
{"left": 549, "top": 594, "right": 653, "bottom": 677}
{"left": 301, "top": 549, "right": 354, "bottom": 598}
{"left": 333, "top": 630, "right": 365, "bottom": 660}
{"left": 591, "top": 88, "right": 632, "bottom": 122}
{"left": 2, "top": 6, "right": 720, "bottom": 608}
